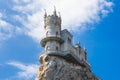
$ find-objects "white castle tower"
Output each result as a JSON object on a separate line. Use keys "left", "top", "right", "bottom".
{"left": 41, "top": 8, "right": 63, "bottom": 53}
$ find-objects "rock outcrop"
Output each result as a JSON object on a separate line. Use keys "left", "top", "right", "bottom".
{"left": 36, "top": 54, "right": 99, "bottom": 80}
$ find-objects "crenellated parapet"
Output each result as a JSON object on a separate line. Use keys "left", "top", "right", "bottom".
{"left": 44, "top": 9, "right": 61, "bottom": 29}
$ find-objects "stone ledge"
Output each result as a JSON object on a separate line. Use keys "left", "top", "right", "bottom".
{"left": 40, "top": 50, "right": 90, "bottom": 68}
{"left": 40, "top": 37, "right": 64, "bottom": 47}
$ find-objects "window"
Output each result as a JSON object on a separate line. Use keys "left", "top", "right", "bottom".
{"left": 56, "top": 31, "right": 58, "bottom": 36}
{"left": 68, "top": 37, "right": 71, "bottom": 43}
{"left": 56, "top": 46, "right": 58, "bottom": 50}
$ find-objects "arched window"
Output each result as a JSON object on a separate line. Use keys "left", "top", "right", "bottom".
{"left": 56, "top": 31, "right": 58, "bottom": 37}
{"left": 68, "top": 37, "right": 71, "bottom": 43}
{"left": 56, "top": 46, "right": 58, "bottom": 50}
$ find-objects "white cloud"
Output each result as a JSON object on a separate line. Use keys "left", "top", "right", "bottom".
{"left": 0, "top": 19, "right": 13, "bottom": 41}
{"left": 0, "top": 12, "right": 18, "bottom": 46}
{"left": 0, "top": 19, "right": 23, "bottom": 44}
{"left": 0, "top": 13, "right": 23, "bottom": 44}
{"left": 11, "top": 0, "right": 113, "bottom": 42}
{"left": 7, "top": 61, "right": 39, "bottom": 80}
{"left": 1, "top": 0, "right": 114, "bottom": 42}
{"left": 0, "top": 12, "right": 2, "bottom": 18}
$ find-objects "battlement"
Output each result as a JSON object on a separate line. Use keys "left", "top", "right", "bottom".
{"left": 44, "top": 9, "right": 61, "bottom": 28}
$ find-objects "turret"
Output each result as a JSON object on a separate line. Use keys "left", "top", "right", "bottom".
{"left": 44, "top": 8, "right": 61, "bottom": 37}
{"left": 41, "top": 8, "right": 63, "bottom": 52}
{"left": 83, "top": 48, "right": 87, "bottom": 60}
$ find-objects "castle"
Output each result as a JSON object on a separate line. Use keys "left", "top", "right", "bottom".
{"left": 40, "top": 9, "right": 90, "bottom": 68}
{"left": 36, "top": 8, "right": 99, "bottom": 80}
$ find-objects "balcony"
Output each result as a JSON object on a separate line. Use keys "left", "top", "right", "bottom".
{"left": 40, "top": 36, "right": 64, "bottom": 47}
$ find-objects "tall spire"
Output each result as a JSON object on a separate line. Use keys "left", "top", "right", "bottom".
{"left": 58, "top": 12, "right": 61, "bottom": 26}
{"left": 53, "top": 6, "right": 57, "bottom": 16}
{"left": 44, "top": 9, "right": 47, "bottom": 18}
{"left": 58, "top": 12, "right": 61, "bottom": 18}
{"left": 78, "top": 41, "right": 81, "bottom": 47}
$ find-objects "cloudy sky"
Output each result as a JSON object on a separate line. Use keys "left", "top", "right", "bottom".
{"left": 0, "top": 0, "right": 120, "bottom": 80}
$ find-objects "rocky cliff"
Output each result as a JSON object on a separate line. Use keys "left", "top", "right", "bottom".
{"left": 36, "top": 54, "right": 99, "bottom": 80}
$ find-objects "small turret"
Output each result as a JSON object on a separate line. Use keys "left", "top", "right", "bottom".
{"left": 53, "top": 6, "right": 57, "bottom": 16}
{"left": 75, "top": 41, "right": 81, "bottom": 48}
{"left": 83, "top": 48, "right": 87, "bottom": 60}
{"left": 78, "top": 41, "right": 81, "bottom": 48}
{"left": 44, "top": 9, "right": 47, "bottom": 18}
{"left": 44, "top": 9, "right": 47, "bottom": 28}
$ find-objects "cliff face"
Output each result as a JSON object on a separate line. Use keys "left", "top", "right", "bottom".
{"left": 36, "top": 54, "right": 99, "bottom": 80}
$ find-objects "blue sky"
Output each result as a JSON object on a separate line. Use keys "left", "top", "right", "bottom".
{"left": 0, "top": 0, "right": 120, "bottom": 80}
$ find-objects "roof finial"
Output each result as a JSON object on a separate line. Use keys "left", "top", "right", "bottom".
{"left": 84, "top": 47, "right": 86, "bottom": 51}
{"left": 78, "top": 41, "right": 80, "bottom": 47}
{"left": 44, "top": 9, "right": 47, "bottom": 18}
{"left": 58, "top": 12, "right": 61, "bottom": 17}
{"left": 53, "top": 6, "right": 57, "bottom": 16}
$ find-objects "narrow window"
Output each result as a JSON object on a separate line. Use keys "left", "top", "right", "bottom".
{"left": 56, "top": 31, "right": 58, "bottom": 37}
{"left": 68, "top": 37, "right": 71, "bottom": 43}
{"left": 56, "top": 46, "right": 58, "bottom": 50}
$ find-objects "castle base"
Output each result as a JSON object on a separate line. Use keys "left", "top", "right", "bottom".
{"left": 36, "top": 54, "right": 99, "bottom": 80}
